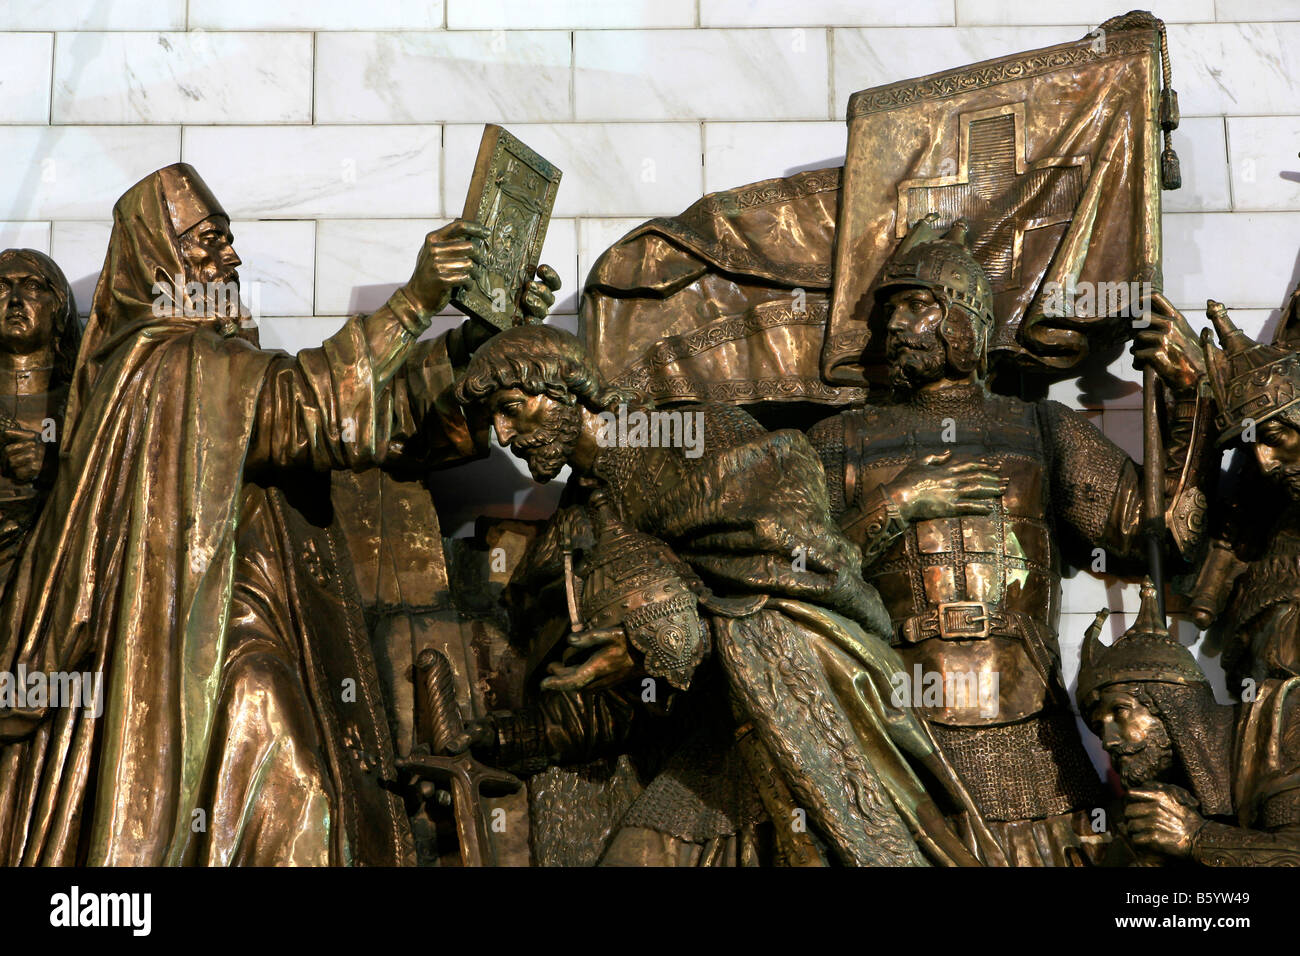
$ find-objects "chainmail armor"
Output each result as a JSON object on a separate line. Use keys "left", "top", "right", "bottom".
{"left": 805, "top": 413, "right": 848, "bottom": 516}
{"left": 930, "top": 708, "right": 1105, "bottom": 821}
{"left": 617, "top": 730, "right": 767, "bottom": 842}
{"left": 1039, "top": 399, "right": 1132, "bottom": 548}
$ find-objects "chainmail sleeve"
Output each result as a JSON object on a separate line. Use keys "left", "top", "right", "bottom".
{"left": 1039, "top": 400, "right": 1143, "bottom": 559}
{"left": 805, "top": 413, "right": 847, "bottom": 518}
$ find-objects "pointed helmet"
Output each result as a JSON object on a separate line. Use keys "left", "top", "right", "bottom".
{"left": 1075, "top": 579, "right": 1209, "bottom": 712}
{"left": 1202, "top": 299, "right": 1300, "bottom": 445}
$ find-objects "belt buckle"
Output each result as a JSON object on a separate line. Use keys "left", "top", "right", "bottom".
{"left": 935, "top": 601, "right": 990, "bottom": 640}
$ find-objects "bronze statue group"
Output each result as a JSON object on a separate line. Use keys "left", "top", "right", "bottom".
{"left": 0, "top": 150, "right": 1295, "bottom": 867}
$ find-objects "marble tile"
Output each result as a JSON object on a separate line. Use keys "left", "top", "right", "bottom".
{"left": 1225, "top": 117, "right": 1300, "bottom": 212}
{"left": 189, "top": 0, "right": 444, "bottom": 30}
{"left": 316, "top": 219, "right": 446, "bottom": 316}
{"left": 957, "top": 0, "right": 1214, "bottom": 25}
{"left": 449, "top": 0, "right": 695, "bottom": 29}
{"left": 49, "top": 219, "right": 314, "bottom": 317}
{"left": 1193, "top": 307, "right": 1278, "bottom": 342}
{"left": 182, "top": 126, "right": 441, "bottom": 219}
{"left": 1047, "top": 345, "right": 1147, "bottom": 411}
{"left": 702, "top": 0, "right": 953, "bottom": 26}
{"left": 703, "top": 122, "right": 845, "bottom": 193}
{"left": 52, "top": 32, "right": 312, "bottom": 125}
{"left": 536, "top": 219, "right": 580, "bottom": 315}
{"left": 316, "top": 218, "right": 580, "bottom": 318}
{"left": 1164, "top": 117, "right": 1231, "bottom": 214}
{"left": 49, "top": 221, "right": 108, "bottom": 309}
{"left": 315, "top": 32, "right": 571, "bottom": 124}
{"left": 0, "top": 222, "right": 51, "bottom": 255}
{"left": 575, "top": 29, "right": 830, "bottom": 122}
{"left": 1060, "top": 572, "right": 1120, "bottom": 616}
{"left": 444, "top": 123, "right": 702, "bottom": 218}
{"left": 1163, "top": 211, "right": 1300, "bottom": 309}
{"left": 0, "top": 34, "right": 53, "bottom": 123}
{"left": 256, "top": 316, "right": 351, "bottom": 355}
{"left": 832, "top": 26, "right": 1083, "bottom": 110}
{"left": 229, "top": 220, "right": 315, "bottom": 317}
{"left": 0, "top": 126, "right": 181, "bottom": 221}
{"left": 578, "top": 218, "right": 646, "bottom": 294}
{"left": 1102, "top": 407, "right": 1144, "bottom": 461}
{"left": 0, "top": 1, "right": 185, "bottom": 30}
{"left": 1167, "top": 23, "right": 1300, "bottom": 116}
{"left": 1215, "top": 0, "right": 1300, "bottom": 21}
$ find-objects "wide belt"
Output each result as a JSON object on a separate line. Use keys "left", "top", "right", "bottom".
{"left": 895, "top": 601, "right": 1022, "bottom": 645}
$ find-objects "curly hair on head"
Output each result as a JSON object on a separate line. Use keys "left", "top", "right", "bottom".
{"left": 454, "top": 324, "right": 642, "bottom": 412}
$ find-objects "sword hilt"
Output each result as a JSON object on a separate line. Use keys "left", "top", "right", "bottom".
{"left": 416, "top": 647, "right": 471, "bottom": 756}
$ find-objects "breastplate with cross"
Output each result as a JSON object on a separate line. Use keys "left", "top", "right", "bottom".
{"left": 841, "top": 390, "right": 1064, "bottom": 726}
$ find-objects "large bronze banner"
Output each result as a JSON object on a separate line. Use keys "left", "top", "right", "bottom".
{"left": 825, "top": 15, "right": 1165, "bottom": 384}
{"left": 582, "top": 16, "right": 1168, "bottom": 405}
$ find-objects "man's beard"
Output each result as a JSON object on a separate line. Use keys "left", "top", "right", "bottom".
{"left": 510, "top": 401, "right": 582, "bottom": 482}
{"left": 185, "top": 262, "right": 241, "bottom": 319}
{"left": 1275, "top": 461, "right": 1300, "bottom": 501}
{"left": 1109, "top": 722, "right": 1174, "bottom": 789}
{"left": 887, "top": 329, "right": 948, "bottom": 392}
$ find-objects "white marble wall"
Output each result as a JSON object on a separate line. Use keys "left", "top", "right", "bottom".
{"left": 1, "top": 1, "right": 1292, "bottom": 722}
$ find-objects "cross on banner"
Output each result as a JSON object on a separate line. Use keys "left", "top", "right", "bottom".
{"left": 896, "top": 103, "right": 1089, "bottom": 289}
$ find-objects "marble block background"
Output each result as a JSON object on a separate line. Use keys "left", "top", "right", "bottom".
{"left": 1, "top": 1, "right": 1294, "bottom": 756}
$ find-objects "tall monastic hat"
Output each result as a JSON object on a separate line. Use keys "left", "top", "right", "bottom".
{"left": 873, "top": 214, "right": 996, "bottom": 336}
{"left": 155, "top": 162, "right": 227, "bottom": 236}
{"left": 1075, "top": 580, "right": 1209, "bottom": 709}
{"left": 1202, "top": 299, "right": 1300, "bottom": 445}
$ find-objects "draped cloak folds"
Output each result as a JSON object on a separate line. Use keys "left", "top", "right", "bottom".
{"left": 515, "top": 404, "right": 1003, "bottom": 866}
{"left": 0, "top": 167, "right": 483, "bottom": 865}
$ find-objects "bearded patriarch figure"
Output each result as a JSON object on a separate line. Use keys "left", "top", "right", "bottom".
{"left": 0, "top": 163, "right": 556, "bottom": 866}
{"left": 1077, "top": 582, "right": 1300, "bottom": 866}
{"left": 0, "top": 249, "right": 80, "bottom": 600}
{"left": 805, "top": 217, "right": 1215, "bottom": 865}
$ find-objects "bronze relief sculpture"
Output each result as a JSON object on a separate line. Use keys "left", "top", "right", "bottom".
{"left": 1188, "top": 301, "right": 1300, "bottom": 691}
{"left": 1078, "top": 582, "right": 1300, "bottom": 866}
{"left": 0, "top": 162, "right": 556, "bottom": 865}
{"left": 0, "top": 249, "right": 79, "bottom": 603}
{"left": 803, "top": 219, "right": 1212, "bottom": 865}
{"left": 454, "top": 324, "right": 1002, "bottom": 866}
{"left": 1, "top": 13, "right": 1296, "bottom": 874}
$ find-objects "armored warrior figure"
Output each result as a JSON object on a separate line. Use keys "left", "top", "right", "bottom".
{"left": 1078, "top": 582, "right": 1300, "bottom": 866}
{"left": 455, "top": 325, "right": 1003, "bottom": 866}
{"left": 806, "top": 218, "right": 1215, "bottom": 865}
{"left": 0, "top": 249, "right": 79, "bottom": 599}
{"left": 1190, "top": 302, "right": 1300, "bottom": 690}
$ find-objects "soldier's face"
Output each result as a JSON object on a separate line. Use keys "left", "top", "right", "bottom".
{"left": 1254, "top": 418, "right": 1300, "bottom": 499}
{"left": 179, "top": 215, "right": 241, "bottom": 293}
{"left": 885, "top": 287, "right": 947, "bottom": 388}
{"left": 1093, "top": 684, "right": 1174, "bottom": 788}
{"left": 0, "top": 261, "right": 57, "bottom": 356}
{"left": 488, "top": 386, "right": 582, "bottom": 482}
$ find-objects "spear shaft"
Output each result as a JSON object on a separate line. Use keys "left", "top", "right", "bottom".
{"left": 1141, "top": 363, "right": 1168, "bottom": 619}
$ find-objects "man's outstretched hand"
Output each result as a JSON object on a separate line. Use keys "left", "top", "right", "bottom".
{"left": 540, "top": 626, "right": 638, "bottom": 693}
{"left": 404, "top": 219, "right": 489, "bottom": 317}
{"left": 520, "top": 263, "right": 562, "bottom": 323}
{"left": 1133, "top": 291, "right": 1206, "bottom": 396}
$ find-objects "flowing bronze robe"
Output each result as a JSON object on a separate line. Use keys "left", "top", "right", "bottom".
{"left": 0, "top": 168, "right": 483, "bottom": 865}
